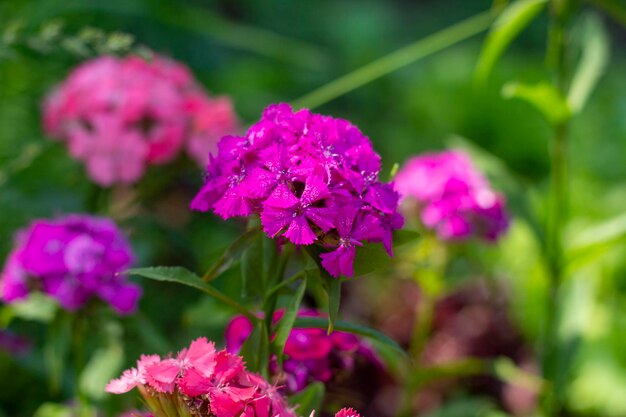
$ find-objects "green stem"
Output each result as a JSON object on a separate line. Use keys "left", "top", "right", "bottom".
{"left": 542, "top": 0, "right": 571, "bottom": 414}
{"left": 292, "top": 10, "right": 496, "bottom": 110}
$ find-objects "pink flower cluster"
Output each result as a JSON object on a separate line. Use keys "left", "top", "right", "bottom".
{"left": 106, "top": 337, "right": 296, "bottom": 417}
{"left": 394, "top": 150, "right": 509, "bottom": 241}
{"left": 226, "top": 310, "right": 374, "bottom": 393}
{"left": 191, "top": 103, "right": 403, "bottom": 277}
{"left": 44, "top": 55, "right": 237, "bottom": 186}
{"left": 0, "top": 215, "right": 140, "bottom": 314}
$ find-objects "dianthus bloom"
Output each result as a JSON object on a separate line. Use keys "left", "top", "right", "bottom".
{"left": 394, "top": 150, "right": 508, "bottom": 241}
{"left": 191, "top": 103, "right": 403, "bottom": 277}
{"left": 0, "top": 215, "right": 140, "bottom": 314}
{"left": 226, "top": 310, "right": 376, "bottom": 393}
{"left": 43, "top": 54, "right": 237, "bottom": 186}
{"left": 106, "top": 337, "right": 296, "bottom": 417}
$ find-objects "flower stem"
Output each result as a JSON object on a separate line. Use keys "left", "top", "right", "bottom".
{"left": 542, "top": 0, "right": 572, "bottom": 414}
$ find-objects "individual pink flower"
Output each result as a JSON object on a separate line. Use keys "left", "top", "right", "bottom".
{"left": 394, "top": 150, "right": 509, "bottom": 242}
{"left": 0, "top": 215, "right": 140, "bottom": 314}
{"left": 106, "top": 338, "right": 296, "bottom": 417}
{"left": 191, "top": 103, "right": 403, "bottom": 277}
{"left": 43, "top": 54, "right": 238, "bottom": 186}
{"left": 335, "top": 408, "right": 361, "bottom": 417}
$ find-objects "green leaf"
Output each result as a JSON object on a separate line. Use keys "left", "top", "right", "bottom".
{"left": 273, "top": 277, "right": 307, "bottom": 364}
{"left": 293, "top": 317, "right": 406, "bottom": 357}
{"left": 288, "top": 382, "right": 325, "bottom": 416}
{"left": 128, "top": 266, "right": 258, "bottom": 322}
{"left": 203, "top": 228, "right": 261, "bottom": 282}
{"left": 79, "top": 343, "right": 124, "bottom": 401}
{"left": 326, "top": 276, "right": 341, "bottom": 334}
{"left": 474, "top": 0, "right": 548, "bottom": 84}
{"left": 502, "top": 81, "right": 571, "bottom": 126}
{"left": 241, "top": 233, "right": 266, "bottom": 299}
{"left": 567, "top": 14, "right": 610, "bottom": 114}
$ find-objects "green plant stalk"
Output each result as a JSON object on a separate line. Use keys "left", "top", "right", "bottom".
{"left": 542, "top": 0, "right": 571, "bottom": 414}
{"left": 292, "top": 9, "right": 496, "bottom": 110}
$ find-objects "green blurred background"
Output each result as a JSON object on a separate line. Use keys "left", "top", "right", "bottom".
{"left": 1, "top": 0, "right": 626, "bottom": 416}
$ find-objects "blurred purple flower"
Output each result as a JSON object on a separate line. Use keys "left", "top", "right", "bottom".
{"left": 191, "top": 103, "right": 403, "bottom": 277}
{"left": 43, "top": 55, "right": 238, "bottom": 186}
{"left": 394, "top": 150, "right": 509, "bottom": 242}
{"left": 0, "top": 215, "right": 140, "bottom": 314}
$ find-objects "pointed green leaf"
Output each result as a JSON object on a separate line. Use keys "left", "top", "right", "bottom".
{"left": 567, "top": 14, "right": 610, "bottom": 114}
{"left": 475, "top": 0, "right": 548, "bottom": 84}
{"left": 128, "top": 267, "right": 258, "bottom": 322}
{"left": 288, "top": 382, "right": 325, "bottom": 416}
{"left": 502, "top": 81, "right": 571, "bottom": 126}
{"left": 273, "top": 277, "right": 307, "bottom": 364}
{"left": 293, "top": 317, "right": 406, "bottom": 357}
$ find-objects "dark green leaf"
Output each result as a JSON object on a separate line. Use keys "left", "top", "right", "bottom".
{"left": 293, "top": 317, "right": 406, "bottom": 357}
{"left": 475, "top": 0, "right": 548, "bottom": 84}
{"left": 128, "top": 266, "right": 259, "bottom": 322}
{"left": 288, "top": 382, "right": 325, "bottom": 416}
{"left": 273, "top": 277, "right": 307, "bottom": 364}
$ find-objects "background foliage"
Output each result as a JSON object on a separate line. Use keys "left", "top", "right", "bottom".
{"left": 1, "top": 0, "right": 626, "bottom": 416}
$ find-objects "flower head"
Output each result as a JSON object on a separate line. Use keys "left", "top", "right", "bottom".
{"left": 43, "top": 54, "right": 237, "bottom": 186}
{"left": 0, "top": 215, "right": 140, "bottom": 314}
{"left": 106, "top": 337, "right": 296, "bottom": 417}
{"left": 225, "top": 309, "right": 375, "bottom": 393}
{"left": 394, "top": 150, "right": 509, "bottom": 242}
{"left": 191, "top": 103, "right": 403, "bottom": 277}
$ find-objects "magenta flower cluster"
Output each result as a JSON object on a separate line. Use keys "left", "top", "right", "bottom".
{"left": 394, "top": 150, "right": 509, "bottom": 241}
{"left": 0, "top": 215, "right": 140, "bottom": 314}
{"left": 106, "top": 337, "right": 296, "bottom": 417}
{"left": 44, "top": 55, "right": 237, "bottom": 186}
{"left": 226, "top": 310, "right": 374, "bottom": 393}
{"left": 191, "top": 103, "right": 403, "bottom": 277}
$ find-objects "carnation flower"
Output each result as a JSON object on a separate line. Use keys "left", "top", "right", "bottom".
{"left": 106, "top": 337, "right": 296, "bottom": 417}
{"left": 191, "top": 103, "right": 403, "bottom": 278}
{"left": 394, "top": 150, "right": 508, "bottom": 241}
{"left": 0, "top": 215, "right": 140, "bottom": 314}
{"left": 225, "top": 310, "right": 375, "bottom": 393}
{"left": 43, "top": 54, "right": 237, "bottom": 186}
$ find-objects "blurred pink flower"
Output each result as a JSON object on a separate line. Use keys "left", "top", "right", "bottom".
{"left": 394, "top": 150, "right": 509, "bottom": 242}
{"left": 43, "top": 54, "right": 238, "bottom": 186}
